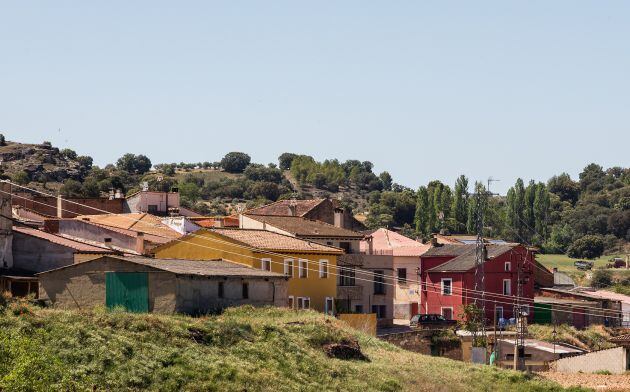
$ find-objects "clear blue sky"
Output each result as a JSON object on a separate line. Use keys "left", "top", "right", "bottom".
{"left": 1, "top": 1, "right": 628, "bottom": 194}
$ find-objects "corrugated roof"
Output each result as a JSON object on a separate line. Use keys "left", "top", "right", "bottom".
{"left": 209, "top": 228, "right": 343, "bottom": 254}
{"left": 37, "top": 255, "right": 286, "bottom": 278}
{"left": 245, "top": 215, "right": 364, "bottom": 239}
{"left": 13, "top": 226, "right": 116, "bottom": 253}
{"left": 425, "top": 244, "right": 517, "bottom": 272}
{"left": 76, "top": 213, "right": 181, "bottom": 240}
{"left": 361, "top": 228, "right": 429, "bottom": 256}
{"left": 244, "top": 199, "right": 325, "bottom": 217}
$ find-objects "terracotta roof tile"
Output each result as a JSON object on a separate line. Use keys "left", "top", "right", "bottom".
{"left": 76, "top": 213, "right": 181, "bottom": 240}
{"left": 13, "top": 226, "right": 116, "bottom": 253}
{"left": 245, "top": 215, "right": 364, "bottom": 239}
{"left": 38, "top": 255, "right": 286, "bottom": 278}
{"left": 360, "top": 228, "right": 429, "bottom": 256}
{"left": 209, "top": 228, "right": 342, "bottom": 254}
{"left": 244, "top": 199, "right": 325, "bottom": 217}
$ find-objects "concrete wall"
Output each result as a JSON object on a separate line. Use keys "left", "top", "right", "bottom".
{"left": 552, "top": 347, "right": 629, "bottom": 374}
{"left": 38, "top": 258, "right": 177, "bottom": 313}
{"left": 175, "top": 275, "right": 287, "bottom": 314}
{"left": 393, "top": 255, "right": 422, "bottom": 320}
{"left": 57, "top": 219, "right": 136, "bottom": 253}
{"left": 125, "top": 192, "right": 180, "bottom": 214}
{"left": 338, "top": 313, "right": 377, "bottom": 336}
{"left": 12, "top": 231, "right": 76, "bottom": 272}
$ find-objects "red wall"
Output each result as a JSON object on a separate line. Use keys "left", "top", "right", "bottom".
{"left": 420, "top": 246, "right": 535, "bottom": 324}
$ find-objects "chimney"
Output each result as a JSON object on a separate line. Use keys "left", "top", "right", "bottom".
{"left": 552, "top": 267, "right": 558, "bottom": 273}
{"left": 288, "top": 201, "right": 297, "bottom": 217}
{"left": 109, "top": 188, "right": 115, "bottom": 200}
{"left": 57, "top": 193, "right": 63, "bottom": 218}
{"left": 430, "top": 235, "right": 438, "bottom": 247}
{"left": 333, "top": 208, "right": 343, "bottom": 228}
{"left": 135, "top": 232, "right": 145, "bottom": 255}
{"left": 114, "top": 189, "right": 123, "bottom": 199}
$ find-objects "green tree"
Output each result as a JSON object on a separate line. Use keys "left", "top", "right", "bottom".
{"left": 60, "top": 148, "right": 78, "bottom": 160}
{"left": 220, "top": 152, "right": 251, "bottom": 173}
{"left": 60, "top": 179, "right": 84, "bottom": 197}
{"left": 533, "top": 183, "right": 550, "bottom": 239}
{"left": 278, "top": 153, "right": 298, "bottom": 170}
{"left": 414, "top": 186, "right": 430, "bottom": 236}
{"left": 567, "top": 234, "right": 605, "bottom": 259}
{"left": 451, "top": 175, "right": 469, "bottom": 233}
{"left": 116, "top": 153, "right": 152, "bottom": 174}
{"left": 591, "top": 270, "right": 613, "bottom": 288}
{"left": 0, "top": 134, "right": 6, "bottom": 146}
{"left": 379, "top": 171, "right": 393, "bottom": 191}
{"left": 11, "top": 171, "right": 30, "bottom": 185}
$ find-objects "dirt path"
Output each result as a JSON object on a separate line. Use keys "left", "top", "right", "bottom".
{"left": 538, "top": 372, "right": 630, "bottom": 391}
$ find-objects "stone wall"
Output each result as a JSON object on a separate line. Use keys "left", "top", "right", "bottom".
{"left": 379, "top": 330, "right": 462, "bottom": 360}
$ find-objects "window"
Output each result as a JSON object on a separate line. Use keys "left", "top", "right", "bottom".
{"left": 504, "top": 262, "right": 511, "bottom": 272}
{"left": 354, "top": 304, "right": 364, "bottom": 314}
{"left": 242, "top": 283, "right": 249, "bottom": 299}
{"left": 441, "top": 278, "right": 453, "bottom": 296}
{"left": 397, "top": 268, "right": 407, "bottom": 284}
{"left": 218, "top": 282, "right": 224, "bottom": 298}
{"left": 338, "top": 266, "right": 356, "bottom": 286}
{"left": 298, "top": 259, "right": 308, "bottom": 278}
{"left": 373, "top": 270, "right": 385, "bottom": 295}
{"left": 371, "top": 305, "right": 387, "bottom": 319}
{"left": 297, "top": 297, "right": 310, "bottom": 310}
{"left": 147, "top": 204, "right": 158, "bottom": 214}
{"left": 288, "top": 296, "right": 294, "bottom": 309}
{"left": 325, "top": 297, "right": 334, "bottom": 315}
{"left": 319, "top": 260, "right": 329, "bottom": 278}
{"left": 441, "top": 307, "right": 454, "bottom": 320}
{"left": 261, "top": 258, "right": 271, "bottom": 271}
{"left": 503, "top": 279, "right": 511, "bottom": 295}
{"left": 284, "top": 259, "right": 294, "bottom": 277}
{"left": 339, "top": 242, "right": 351, "bottom": 253}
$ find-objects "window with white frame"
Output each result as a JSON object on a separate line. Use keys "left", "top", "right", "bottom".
{"left": 325, "top": 297, "right": 334, "bottom": 315}
{"left": 504, "top": 262, "right": 511, "bottom": 272}
{"left": 441, "top": 278, "right": 453, "bottom": 296}
{"left": 261, "top": 258, "right": 271, "bottom": 271}
{"left": 503, "top": 279, "right": 511, "bottom": 295}
{"left": 298, "top": 259, "right": 308, "bottom": 278}
{"left": 319, "top": 259, "right": 329, "bottom": 278}
{"left": 297, "top": 297, "right": 310, "bottom": 310}
{"left": 284, "top": 259, "right": 294, "bottom": 277}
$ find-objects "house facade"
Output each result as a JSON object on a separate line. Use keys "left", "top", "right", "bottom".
{"left": 37, "top": 255, "right": 288, "bottom": 314}
{"left": 420, "top": 244, "right": 535, "bottom": 323}
{"left": 153, "top": 228, "right": 341, "bottom": 313}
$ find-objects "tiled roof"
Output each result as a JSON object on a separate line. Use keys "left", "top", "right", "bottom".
{"left": 38, "top": 255, "right": 286, "bottom": 278}
{"left": 426, "top": 244, "right": 517, "bottom": 272}
{"left": 13, "top": 226, "right": 115, "bottom": 253}
{"left": 245, "top": 215, "right": 364, "bottom": 239}
{"left": 244, "top": 199, "right": 326, "bottom": 217}
{"left": 423, "top": 244, "right": 473, "bottom": 257}
{"left": 76, "top": 213, "right": 181, "bottom": 240}
{"left": 209, "top": 228, "right": 343, "bottom": 254}
{"left": 609, "top": 334, "right": 630, "bottom": 344}
{"left": 361, "top": 228, "right": 429, "bottom": 256}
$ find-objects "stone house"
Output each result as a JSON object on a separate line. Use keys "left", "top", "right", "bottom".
{"left": 37, "top": 255, "right": 288, "bottom": 314}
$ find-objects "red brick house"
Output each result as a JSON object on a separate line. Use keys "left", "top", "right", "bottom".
{"left": 420, "top": 243, "right": 535, "bottom": 324}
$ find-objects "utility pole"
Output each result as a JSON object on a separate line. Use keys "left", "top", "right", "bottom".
{"left": 513, "top": 250, "right": 527, "bottom": 371}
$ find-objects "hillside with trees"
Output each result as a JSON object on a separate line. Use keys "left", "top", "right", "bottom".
{"left": 3, "top": 134, "right": 628, "bottom": 258}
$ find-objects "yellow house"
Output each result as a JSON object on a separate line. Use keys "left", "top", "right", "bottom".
{"left": 153, "top": 228, "right": 342, "bottom": 313}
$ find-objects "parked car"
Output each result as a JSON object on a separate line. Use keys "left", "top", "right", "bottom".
{"left": 574, "top": 260, "right": 593, "bottom": 270}
{"left": 410, "top": 314, "right": 458, "bottom": 330}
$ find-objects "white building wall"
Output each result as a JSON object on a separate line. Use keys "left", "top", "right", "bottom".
{"left": 552, "top": 347, "right": 629, "bottom": 374}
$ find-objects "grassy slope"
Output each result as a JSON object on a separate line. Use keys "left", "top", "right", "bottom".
{"left": 0, "top": 302, "right": 586, "bottom": 392}
{"left": 536, "top": 254, "right": 628, "bottom": 285}
{"left": 528, "top": 324, "right": 619, "bottom": 351}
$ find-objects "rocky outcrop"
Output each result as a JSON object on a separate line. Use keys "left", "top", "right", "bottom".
{"left": 0, "top": 141, "right": 83, "bottom": 183}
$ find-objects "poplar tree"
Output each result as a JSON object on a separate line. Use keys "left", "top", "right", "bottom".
{"left": 452, "top": 175, "right": 469, "bottom": 233}
{"left": 414, "top": 186, "right": 430, "bottom": 236}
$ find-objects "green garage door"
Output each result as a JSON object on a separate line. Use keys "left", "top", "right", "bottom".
{"left": 533, "top": 303, "right": 552, "bottom": 324}
{"left": 106, "top": 272, "right": 149, "bottom": 313}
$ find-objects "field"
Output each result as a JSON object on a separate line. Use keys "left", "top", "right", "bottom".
{"left": 536, "top": 254, "right": 629, "bottom": 285}
{"left": 0, "top": 299, "right": 586, "bottom": 392}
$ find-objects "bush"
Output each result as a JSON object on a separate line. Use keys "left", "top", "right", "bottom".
{"left": 11, "top": 171, "right": 30, "bottom": 185}
{"left": 116, "top": 153, "right": 152, "bottom": 174}
{"left": 60, "top": 148, "right": 77, "bottom": 160}
{"left": 278, "top": 153, "right": 297, "bottom": 170}
{"left": 591, "top": 270, "right": 613, "bottom": 288}
{"left": 567, "top": 234, "right": 605, "bottom": 259}
{"left": 220, "top": 152, "right": 251, "bottom": 173}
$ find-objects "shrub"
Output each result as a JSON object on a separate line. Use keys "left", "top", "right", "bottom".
{"left": 591, "top": 270, "right": 613, "bottom": 288}
{"left": 567, "top": 235, "right": 605, "bottom": 259}
{"left": 11, "top": 171, "right": 30, "bottom": 185}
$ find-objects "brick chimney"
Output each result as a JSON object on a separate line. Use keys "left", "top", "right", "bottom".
{"left": 333, "top": 208, "right": 344, "bottom": 228}
{"left": 135, "top": 232, "right": 145, "bottom": 255}
{"left": 288, "top": 201, "right": 297, "bottom": 217}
